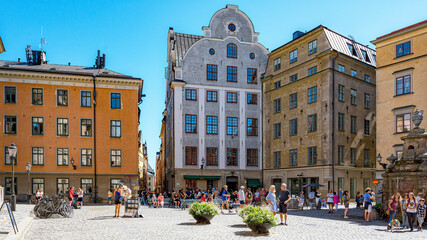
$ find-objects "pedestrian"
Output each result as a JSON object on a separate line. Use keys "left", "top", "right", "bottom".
{"left": 254, "top": 189, "right": 260, "bottom": 206}
{"left": 152, "top": 193, "right": 158, "bottom": 208}
{"left": 260, "top": 188, "right": 266, "bottom": 205}
{"left": 220, "top": 185, "right": 231, "bottom": 213}
{"left": 364, "top": 188, "right": 373, "bottom": 221}
{"left": 298, "top": 191, "right": 304, "bottom": 210}
{"left": 416, "top": 192, "right": 423, "bottom": 204}
{"left": 327, "top": 189, "right": 334, "bottom": 213}
{"left": 246, "top": 188, "right": 253, "bottom": 206}
{"left": 333, "top": 192, "right": 339, "bottom": 211}
{"left": 278, "top": 183, "right": 291, "bottom": 225}
{"left": 386, "top": 193, "right": 403, "bottom": 231}
{"left": 339, "top": 189, "right": 343, "bottom": 205}
{"left": 402, "top": 193, "right": 409, "bottom": 229}
{"left": 406, "top": 192, "right": 418, "bottom": 231}
{"left": 200, "top": 193, "right": 207, "bottom": 202}
{"left": 114, "top": 185, "right": 123, "bottom": 218}
{"left": 343, "top": 190, "right": 350, "bottom": 218}
{"left": 266, "top": 185, "right": 277, "bottom": 216}
{"left": 214, "top": 188, "right": 220, "bottom": 199}
{"left": 355, "top": 192, "right": 361, "bottom": 209}
{"left": 238, "top": 186, "right": 246, "bottom": 209}
{"left": 158, "top": 193, "right": 164, "bottom": 208}
{"left": 315, "top": 189, "right": 321, "bottom": 210}
{"left": 417, "top": 198, "right": 426, "bottom": 231}
{"left": 36, "top": 189, "right": 43, "bottom": 203}
{"left": 77, "top": 188, "right": 84, "bottom": 208}
{"left": 68, "top": 187, "right": 74, "bottom": 206}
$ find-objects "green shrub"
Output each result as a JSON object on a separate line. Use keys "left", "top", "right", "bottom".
{"left": 189, "top": 202, "right": 219, "bottom": 216}
{"left": 243, "top": 207, "right": 277, "bottom": 227}
{"left": 238, "top": 205, "right": 256, "bottom": 219}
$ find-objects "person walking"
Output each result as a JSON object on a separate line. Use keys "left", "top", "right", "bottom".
{"left": 386, "top": 193, "right": 403, "bottom": 231}
{"left": 77, "top": 188, "right": 84, "bottom": 208}
{"left": 401, "top": 193, "right": 409, "bottom": 229}
{"left": 238, "top": 186, "right": 246, "bottom": 209}
{"left": 343, "top": 190, "right": 350, "bottom": 218}
{"left": 114, "top": 185, "right": 123, "bottom": 218}
{"left": 315, "top": 189, "right": 321, "bottom": 210}
{"left": 35, "top": 189, "right": 43, "bottom": 203}
{"left": 333, "top": 192, "right": 340, "bottom": 212}
{"left": 108, "top": 189, "right": 112, "bottom": 205}
{"left": 327, "top": 190, "right": 334, "bottom": 213}
{"left": 68, "top": 187, "right": 74, "bottom": 206}
{"left": 254, "top": 189, "right": 260, "bottom": 206}
{"left": 364, "top": 188, "right": 373, "bottom": 221}
{"left": 278, "top": 183, "right": 291, "bottom": 225}
{"left": 266, "top": 185, "right": 277, "bottom": 216}
{"left": 417, "top": 198, "right": 426, "bottom": 231}
{"left": 246, "top": 188, "right": 253, "bottom": 206}
{"left": 260, "top": 188, "right": 266, "bottom": 205}
{"left": 406, "top": 192, "right": 418, "bottom": 231}
{"left": 220, "top": 185, "right": 231, "bottom": 213}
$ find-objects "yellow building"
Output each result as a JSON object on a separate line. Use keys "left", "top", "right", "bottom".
{"left": 263, "top": 26, "right": 377, "bottom": 198}
{"left": 371, "top": 20, "right": 427, "bottom": 198}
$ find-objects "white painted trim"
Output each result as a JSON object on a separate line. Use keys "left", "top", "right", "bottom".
{"left": 239, "top": 92, "right": 246, "bottom": 169}
{"left": 219, "top": 90, "right": 226, "bottom": 169}
{"left": 0, "top": 78, "right": 139, "bottom": 90}
{"left": 184, "top": 83, "right": 261, "bottom": 93}
{"left": 174, "top": 86, "right": 184, "bottom": 169}
{"left": 199, "top": 89, "right": 206, "bottom": 167}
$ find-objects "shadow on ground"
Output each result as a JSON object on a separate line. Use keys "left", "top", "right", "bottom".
{"left": 234, "top": 230, "right": 269, "bottom": 237}
{"left": 229, "top": 224, "right": 247, "bottom": 228}
{"left": 88, "top": 216, "right": 116, "bottom": 220}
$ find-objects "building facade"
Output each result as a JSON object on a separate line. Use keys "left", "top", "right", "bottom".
{"left": 0, "top": 54, "right": 143, "bottom": 202}
{"left": 156, "top": 111, "right": 166, "bottom": 193}
{"left": 371, "top": 20, "right": 427, "bottom": 200}
{"left": 164, "top": 5, "right": 268, "bottom": 192}
{"left": 262, "top": 26, "right": 377, "bottom": 198}
{"left": 138, "top": 131, "right": 148, "bottom": 189}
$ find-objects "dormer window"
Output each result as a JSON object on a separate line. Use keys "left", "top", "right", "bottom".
{"left": 227, "top": 43, "right": 237, "bottom": 58}
{"left": 361, "top": 50, "right": 370, "bottom": 62}
{"left": 347, "top": 43, "right": 357, "bottom": 56}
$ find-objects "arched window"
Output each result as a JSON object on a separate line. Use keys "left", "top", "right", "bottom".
{"left": 227, "top": 43, "right": 237, "bottom": 58}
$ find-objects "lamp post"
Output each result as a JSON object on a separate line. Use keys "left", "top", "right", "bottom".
{"left": 376, "top": 153, "right": 387, "bottom": 170}
{"left": 8, "top": 143, "right": 18, "bottom": 211}
{"left": 26, "top": 162, "right": 32, "bottom": 204}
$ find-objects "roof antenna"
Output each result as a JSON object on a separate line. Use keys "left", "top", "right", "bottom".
{"left": 40, "top": 26, "right": 48, "bottom": 51}
{"left": 348, "top": 35, "right": 355, "bottom": 43}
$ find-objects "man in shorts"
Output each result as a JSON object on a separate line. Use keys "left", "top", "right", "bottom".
{"left": 68, "top": 187, "right": 74, "bottom": 206}
{"left": 278, "top": 183, "right": 291, "bottom": 225}
{"left": 221, "top": 185, "right": 231, "bottom": 213}
{"left": 364, "top": 188, "right": 373, "bottom": 221}
{"left": 238, "top": 186, "right": 246, "bottom": 209}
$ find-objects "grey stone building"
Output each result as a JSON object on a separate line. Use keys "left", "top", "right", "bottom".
{"left": 164, "top": 5, "right": 268, "bottom": 192}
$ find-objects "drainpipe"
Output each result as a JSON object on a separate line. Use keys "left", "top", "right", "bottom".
{"left": 93, "top": 75, "right": 98, "bottom": 203}
{"left": 331, "top": 52, "right": 339, "bottom": 192}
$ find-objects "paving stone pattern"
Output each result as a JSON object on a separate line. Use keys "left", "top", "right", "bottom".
{"left": 0, "top": 204, "right": 33, "bottom": 239}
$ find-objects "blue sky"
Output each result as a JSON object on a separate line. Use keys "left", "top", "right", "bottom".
{"left": 1, "top": 0, "right": 426, "bottom": 169}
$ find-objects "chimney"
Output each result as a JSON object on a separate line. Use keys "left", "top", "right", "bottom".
{"left": 293, "top": 31, "right": 305, "bottom": 40}
{"left": 18, "top": 58, "right": 20, "bottom": 63}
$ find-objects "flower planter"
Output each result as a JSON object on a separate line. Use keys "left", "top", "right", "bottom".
{"left": 192, "top": 214, "right": 215, "bottom": 224}
{"left": 247, "top": 223, "right": 272, "bottom": 234}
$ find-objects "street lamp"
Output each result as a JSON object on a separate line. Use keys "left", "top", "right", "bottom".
{"left": 26, "top": 162, "right": 32, "bottom": 204}
{"left": 8, "top": 142, "right": 17, "bottom": 211}
{"left": 376, "top": 153, "right": 387, "bottom": 170}
{"left": 200, "top": 157, "right": 205, "bottom": 170}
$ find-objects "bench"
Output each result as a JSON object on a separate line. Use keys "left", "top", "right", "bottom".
{"left": 181, "top": 199, "right": 197, "bottom": 210}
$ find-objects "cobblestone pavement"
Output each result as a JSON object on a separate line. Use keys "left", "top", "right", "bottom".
{"left": 23, "top": 204, "right": 426, "bottom": 240}
{"left": 0, "top": 204, "right": 33, "bottom": 239}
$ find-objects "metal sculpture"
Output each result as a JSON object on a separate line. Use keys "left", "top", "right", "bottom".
{"left": 33, "top": 194, "right": 74, "bottom": 218}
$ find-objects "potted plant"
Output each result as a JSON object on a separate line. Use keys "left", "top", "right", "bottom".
{"left": 188, "top": 202, "right": 219, "bottom": 224}
{"left": 238, "top": 205, "right": 256, "bottom": 219}
{"left": 243, "top": 207, "right": 277, "bottom": 234}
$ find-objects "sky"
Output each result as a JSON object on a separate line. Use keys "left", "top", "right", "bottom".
{"left": 1, "top": 0, "right": 426, "bottom": 169}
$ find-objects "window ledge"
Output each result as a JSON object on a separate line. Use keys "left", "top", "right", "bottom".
{"left": 394, "top": 131, "right": 410, "bottom": 135}
{"left": 393, "top": 52, "right": 414, "bottom": 60}
{"left": 394, "top": 92, "right": 414, "bottom": 97}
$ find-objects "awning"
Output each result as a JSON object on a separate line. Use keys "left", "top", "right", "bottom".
{"left": 247, "top": 179, "right": 262, "bottom": 188}
{"left": 184, "top": 175, "right": 221, "bottom": 180}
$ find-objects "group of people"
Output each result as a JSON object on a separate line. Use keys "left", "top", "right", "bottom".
{"left": 387, "top": 192, "right": 425, "bottom": 232}
{"left": 35, "top": 189, "right": 44, "bottom": 203}
{"left": 67, "top": 187, "right": 84, "bottom": 208}
{"left": 265, "top": 183, "right": 291, "bottom": 225}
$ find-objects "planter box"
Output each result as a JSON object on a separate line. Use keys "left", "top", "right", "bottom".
{"left": 247, "top": 223, "right": 273, "bottom": 234}
{"left": 192, "top": 214, "right": 214, "bottom": 224}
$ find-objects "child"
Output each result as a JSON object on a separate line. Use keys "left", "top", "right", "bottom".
{"left": 417, "top": 198, "right": 426, "bottom": 232}
{"left": 333, "top": 192, "right": 340, "bottom": 211}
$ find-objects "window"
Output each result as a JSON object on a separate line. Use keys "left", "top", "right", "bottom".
{"left": 364, "top": 93, "right": 370, "bottom": 109}
{"left": 247, "top": 118, "right": 258, "bottom": 136}
{"left": 110, "top": 120, "right": 122, "bottom": 137}
{"left": 206, "top": 116, "right": 218, "bottom": 135}
{"left": 273, "top": 151, "right": 281, "bottom": 168}
{"left": 57, "top": 89, "right": 68, "bottom": 106}
{"left": 227, "top": 92, "right": 237, "bottom": 103}
{"left": 185, "top": 115, "right": 197, "bottom": 133}
{"left": 206, "top": 147, "right": 218, "bottom": 166}
{"left": 363, "top": 178, "right": 370, "bottom": 190}
{"left": 207, "top": 64, "right": 218, "bottom": 81}
{"left": 110, "top": 179, "right": 121, "bottom": 191}
{"left": 185, "top": 179, "right": 197, "bottom": 189}
{"left": 5, "top": 86, "right": 17, "bottom": 104}
{"left": 308, "top": 114, "right": 317, "bottom": 133}
{"left": 351, "top": 69, "right": 357, "bottom": 77}
{"left": 57, "top": 118, "right": 69, "bottom": 136}
{"left": 81, "top": 119, "right": 92, "bottom": 137}
{"left": 111, "top": 93, "right": 121, "bottom": 109}
{"left": 247, "top": 68, "right": 257, "bottom": 84}
{"left": 338, "top": 113, "right": 345, "bottom": 132}
{"left": 249, "top": 53, "right": 255, "bottom": 59}
{"left": 350, "top": 89, "right": 357, "bottom": 105}
{"left": 31, "top": 117, "right": 44, "bottom": 135}
{"left": 396, "top": 75, "right": 411, "bottom": 95}
{"left": 32, "top": 147, "right": 44, "bottom": 165}
{"left": 273, "top": 123, "right": 281, "bottom": 139}
{"left": 338, "top": 178, "right": 344, "bottom": 192}
{"left": 364, "top": 149, "right": 370, "bottom": 167}
{"left": 4, "top": 146, "right": 17, "bottom": 165}
{"left": 226, "top": 148, "right": 238, "bottom": 166}
{"left": 273, "top": 99, "right": 281, "bottom": 113}
{"left": 4, "top": 115, "right": 17, "bottom": 134}
{"left": 206, "top": 91, "right": 217, "bottom": 102}
{"left": 364, "top": 119, "right": 370, "bottom": 136}
{"left": 110, "top": 149, "right": 122, "bottom": 167}
{"left": 185, "top": 147, "right": 197, "bottom": 165}
{"left": 361, "top": 50, "right": 370, "bottom": 62}
{"left": 81, "top": 148, "right": 93, "bottom": 166}
{"left": 57, "top": 178, "right": 69, "bottom": 194}
{"left": 228, "top": 23, "right": 236, "bottom": 31}
{"left": 227, "top": 66, "right": 237, "bottom": 82}
{"left": 308, "top": 40, "right": 317, "bottom": 55}
{"left": 338, "top": 85, "right": 345, "bottom": 102}
{"left": 81, "top": 91, "right": 91, "bottom": 107}
{"left": 396, "top": 41, "right": 411, "bottom": 57}
{"left": 308, "top": 66, "right": 317, "bottom": 76}
{"left": 32, "top": 178, "right": 44, "bottom": 194}
{"left": 5, "top": 177, "right": 17, "bottom": 195}
{"left": 81, "top": 178, "right": 93, "bottom": 195}
{"left": 348, "top": 43, "right": 357, "bottom": 56}
{"left": 57, "top": 148, "right": 69, "bottom": 166}
{"left": 396, "top": 113, "right": 411, "bottom": 133}
{"left": 247, "top": 94, "right": 257, "bottom": 105}
{"left": 290, "top": 74, "right": 298, "bottom": 83}
{"left": 273, "top": 81, "right": 281, "bottom": 89}
{"left": 227, "top": 43, "right": 237, "bottom": 58}
{"left": 308, "top": 86, "right": 317, "bottom": 103}
{"left": 373, "top": 54, "right": 376, "bottom": 62}
{"left": 308, "top": 146, "right": 317, "bottom": 165}
{"left": 290, "top": 93, "right": 298, "bottom": 109}
{"left": 338, "top": 145, "right": 344, "bottom": 164}
{"left": 364, "top": 75, "right": 370, "bottom": 83}
{"left": 350, "top": 148, "right": 357, "bottom": 165}
{"left": 338, "top": 64, "right": 345, "bottom": 72}
{"left": 209, "top": 48, "right": 215, "bottom": 55}
{"left": 290, "top": 49, "right": 298, "bottom": 63}
{"left": 32, "top": 88, "right": 43, "bottom": 105}
{"left": 247, "top": 149, "right": 258, "bottom": 166}
{"left": 226, "top": 117, "right": 238, "bottom": 135}
{"left": 289, "top": 149, "right": 298, "bottom": 166}
{"left": 185, "top": 89, "right": 197, "bottom": 101}
{"left": 351, "top": 116, "right": 357, "bottom": 134}
{"left": 289, "top": 118, "right": 298, "bottom": 136}
{"left": 273, "top": 58, "right": 281, "bottom": 71}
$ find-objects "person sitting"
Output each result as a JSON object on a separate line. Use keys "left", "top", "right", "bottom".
{"left": 200, "top": 193, "right": 207, "bottom": 202}
{"left": 158, "top": 193, "right": 164, "bottom": 208}
{"left": 152, "top": 193, "right": 158, "bottom": 208}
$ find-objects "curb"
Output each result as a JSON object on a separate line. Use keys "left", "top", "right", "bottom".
{"left": 4, "top": 216, "right": 33, "bottom": 240}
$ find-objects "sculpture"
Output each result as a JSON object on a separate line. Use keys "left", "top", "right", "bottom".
{"left": 413, "top": 109, "right": 424, "bottom": 129}
{"left": 33, "top": 194, "right": 74, "bottom": 218}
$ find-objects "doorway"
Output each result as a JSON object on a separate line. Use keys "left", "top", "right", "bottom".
{"left": 226, "top": 176, "right": 238, "bottom": 192}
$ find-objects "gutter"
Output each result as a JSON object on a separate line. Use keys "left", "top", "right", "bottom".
{"left": 93, "top": 74, "right": 98, "bottom": 203}
{"left": 331, "top": 52, "right": 339, "bottom": 192}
